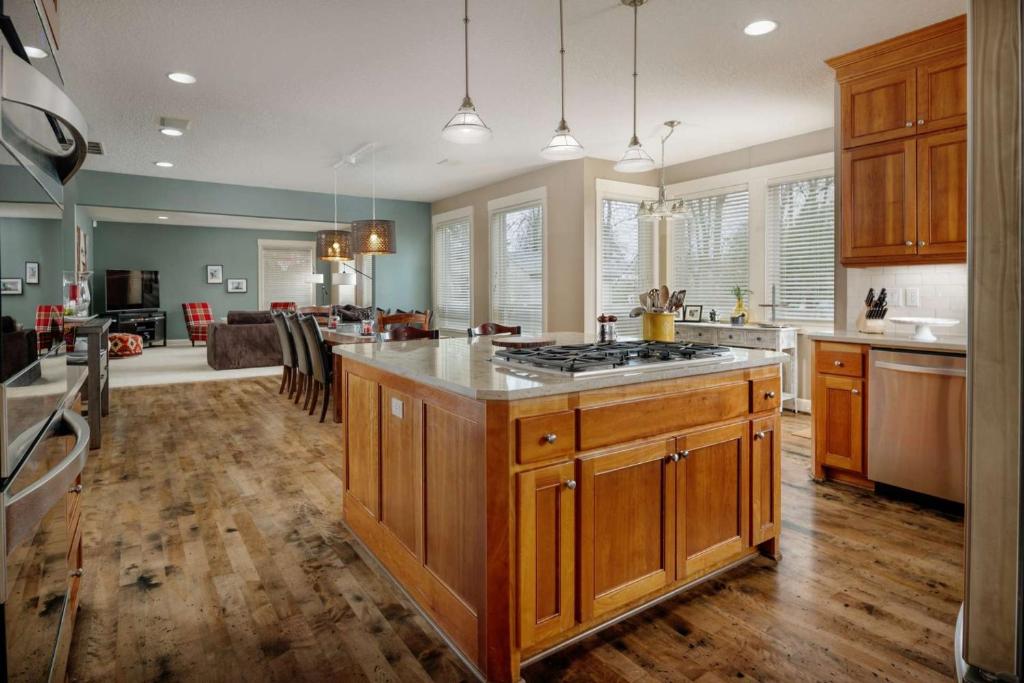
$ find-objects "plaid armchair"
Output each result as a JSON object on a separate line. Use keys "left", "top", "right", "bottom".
{"left": 34, "top": 304, "right": 64, "bottom": 352}
{"left": 270, "top": 301, "right": 297, "bottom": 312}
{"left": 182, "top": 302, "right": 214, "bottom": 346}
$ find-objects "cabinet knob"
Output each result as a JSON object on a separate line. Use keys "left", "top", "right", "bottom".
{"left": 565, "top": 479, "right": 577, "bottom": 490}
{"left": 668, "top": 452, "right": 680, "bottom": 463}
{"left": 70, "top": 568, "right": 84, "bottom": 578}
{"left": 754, "top": 431, "right": 766, "bottom": 440}
{"left": 919, "top": 240, "right": 926, "bottom": 247}
{"left": 544, "top": 433, "right": 557, "bottom": 444}
{"left": 851, "top": 388, "right": 860, "bottom": 395}
{"left": 833, "top": 360, "right": 843, "bottom": 367}
{"left": 918, "top": 119, "right": 925, "bottom": 125}
{"left": 905, "top": 240, "right": 914, "bottom": 246}
{"left": 765, "top": 390, "right": 776, "bottom": 399}
{"left": 69, "top": 484, "right": 83, "bottom": 494}
{"left": 680, "top": 450, "right": 690, "bottom": 459}
{"left": 905, "top": 121, "right": 914, "bottom": 127}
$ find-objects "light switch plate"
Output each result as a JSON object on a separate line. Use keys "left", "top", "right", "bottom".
{"left": 391, "top": 397, "right": 404, "bottom": 418}
{"left": 905, "top": 287, "right": 920, "bottom": 307}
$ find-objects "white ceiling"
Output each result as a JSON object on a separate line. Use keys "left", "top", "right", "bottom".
{"left": 59, "top": 0, "right": 965, "bottom": 203}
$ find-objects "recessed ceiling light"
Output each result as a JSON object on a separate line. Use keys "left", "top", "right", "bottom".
{"left": 158, "top": 117, "right": 190, "bottom": 137}
{"left": 167, "top": 72, "right": 196, "bottom": 84}
{"left": 154, "top": 161, "right": 174, "bottom": 168}
{"left": 744, "top": 20, "right": 778, "bottom": 36}
{"left": 160, "top": 127, "right": 184, "bottom": 137}
{"left": 24, "top": 46, "right": 48, "bottom": 59}
{"left": 157, "top": 215, "right": 169, "bottom": 220}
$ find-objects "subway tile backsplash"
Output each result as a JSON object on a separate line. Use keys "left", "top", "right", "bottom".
{"left": 845, "top": 263, "right": 968, "bottom": 335}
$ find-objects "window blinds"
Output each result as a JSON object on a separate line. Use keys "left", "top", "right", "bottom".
{"left": 600, "top": 198, "right": 655, "bottom": 336}
{"left": 491, "top": 202, "right": 543, "bottom": 335}
{"left": 670, "top": 189, "right": 750, "bottom": 315}
{"left": 766, "top": 175, "right": 835, "bottom": 321}
{"left": 260, "top": 245, "right": 314, "bottom": 309}
{"left": 433, "top": 217, "right": 472, "bottom": 330}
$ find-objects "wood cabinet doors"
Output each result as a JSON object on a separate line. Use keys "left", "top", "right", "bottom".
{"left": 578, "top": 439, "right": 675, "bottom": 621}
{"left": 916, "top": 52, "right": 967, "bottom": 134}
{"left": 841, "top": 139, "right": 917, "bottom": 262}
{"left": 675, "top": 423, "right": 749, "bottom": 580}
{"left": 841, "top": 67, "right": 917, "bottom": 148}
{"left": 813, "top": 374, "right": 864, "bottom": 473}
{"left": 517, "top": 461, "right": 575, "bottom": 647}
{"left": 917, "top": 127, "right": 967, "bottom": 258}
{"left": 380, "top": 387, "right": 423, "bottom": 558}
{"left": 751, "top": 415, "right": 781, "bottom": 546}
{"left": 345, "top": 373, "right": 380, "bottom": 518}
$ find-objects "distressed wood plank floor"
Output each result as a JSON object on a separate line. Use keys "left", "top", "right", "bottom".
{"left": 68, "top": 381, "right": 962, "bottom": 682}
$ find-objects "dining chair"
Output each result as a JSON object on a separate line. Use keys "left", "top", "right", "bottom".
{"left": 376, "top": 310, "right": 431, "bottom": 332}
{"left": 299, "top": 314, "right": 333, "bottom": 422}
{"left": 286, "top": 313, "right": 312, "bottom": 408}
{"left": 382, "top": 325, "right": 440, "bottom": 341}
{"left": 271, "top": 310, "right": 296, "bottom": 395}
{"left": 467, "top": 322, "right": 522, "bottom": 337}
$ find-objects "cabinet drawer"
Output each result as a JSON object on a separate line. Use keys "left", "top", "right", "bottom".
{"left": 718, "top": 328, "right": 745, "bottom": 346}
{"left": 517, "top": 411, "right": 576, "bottom": 464}
{"left": 815, "top": 344, "right": 865, "bottom": 377}
{"left": 678, "top": 326, "right": 716, "bottom": 344}
{"left": 752, "top": 378, "right": 781, "bottom": 413}
{"left": 741, "top": 330, "right": 775, "bottom": 349}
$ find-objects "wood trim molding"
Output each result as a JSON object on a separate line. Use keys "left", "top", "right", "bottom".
{"left": 826, "top": 15, "right": 966, "bottom": 72}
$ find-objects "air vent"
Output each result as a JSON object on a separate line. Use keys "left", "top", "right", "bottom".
{"left": 61, "top": 140, "right": 104, "bottom": 155}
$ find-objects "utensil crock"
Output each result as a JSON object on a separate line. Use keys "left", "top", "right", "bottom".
{"left": 642, "top": 312, "right": 676, "bottom": 342}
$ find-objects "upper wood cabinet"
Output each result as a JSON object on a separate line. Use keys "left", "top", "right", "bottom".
{"left": 828, "top": 15, "right": 967, "bottom": 266}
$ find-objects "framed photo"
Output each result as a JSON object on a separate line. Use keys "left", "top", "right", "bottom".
{"left": 0, "top": 278, "right": 23, "bottom": 295}
{"left": 226, "top": 278, "right": 247, "bottom": 293}
{"left": 206, "top": 264, "right": 224, "bottom": 284}
{"left": 25, "top": 261, "right": 39, "bottom": 284}
{"left": 682, "top": 304, "right": 703, "bottom": 322}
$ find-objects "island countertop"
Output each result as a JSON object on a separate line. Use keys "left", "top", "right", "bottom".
{"left": 332, "top": 333, "right": 787, "bottom": 401}
{"left": 805, "top": 329, "right": 967, "bottom": 354}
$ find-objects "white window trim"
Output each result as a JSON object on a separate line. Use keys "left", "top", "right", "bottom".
{"left": 257, "top": 238, "right": 317, "bottom": 310}
{"left": 487, "top": 186, "right": 547, "bottom": 332}
{"left": 587, "top": 179, "right": 660, "bottom": 334}
{"left": 431, "top": 205, "right": 474, "bottom": 333}
{"left": 664, "top": 152, "right": 833, "bottom": 322}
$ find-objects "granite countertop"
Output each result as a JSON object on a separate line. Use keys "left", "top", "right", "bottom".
{"left": 332, "top": 333, "right": 788, "bottom": 401}
{"left": 806, "top": 329, "right": 967, "bottom": 353}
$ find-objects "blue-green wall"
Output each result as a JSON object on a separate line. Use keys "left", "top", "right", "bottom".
{"left": 0, "top": 218, "right": 63, "bottom": 329}
{"left": 93, "top": 222, "right": 332, "bottom": 339}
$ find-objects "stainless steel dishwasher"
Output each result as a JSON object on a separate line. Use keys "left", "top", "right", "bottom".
{"left": 867, "top": 348, "right": 967, "bottom": 503}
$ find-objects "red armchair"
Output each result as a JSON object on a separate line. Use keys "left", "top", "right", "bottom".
{"left": 34, "top": 304, "right": 64, "bottom": 352}
{"left": 182, "top": 302, "right": 214, "bottom": 346}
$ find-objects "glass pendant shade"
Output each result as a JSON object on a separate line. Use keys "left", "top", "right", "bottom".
{"left": 541, "top": 121, "right": 584, "bottom": 160}
{"left": 352, "top": 219, "right": 397, "bottom": 255}
{"left": 615, "top": 136, "right": 655, "bottom": 173}
{"left": 442, "top": 97, "right": 492, "bottom": 144}
{"left": 316, "top": 229, "right": 352, "bottom": 261}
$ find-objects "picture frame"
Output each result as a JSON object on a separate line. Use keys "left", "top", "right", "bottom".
{"left": 226, "top": 278, "right": 248, "bottom": 293}
{"left": 206, "top": 264, "right": 224, "bottom": 284}
{"left": 25, "top": 261, "right": 39, "bottom": 284}
{"left": 682, "top": 304, "right": 703, "bottom": 322}
{"left": 0, "top": 278, "right": 23, "bottom": 295}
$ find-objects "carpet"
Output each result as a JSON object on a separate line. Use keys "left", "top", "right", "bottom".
{"left": 109, "top": 344, "right": 279, "bottom": 388}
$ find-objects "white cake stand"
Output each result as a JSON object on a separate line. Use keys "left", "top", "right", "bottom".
{"left": 889, "top": 317, "right": 960, "bottom": 342}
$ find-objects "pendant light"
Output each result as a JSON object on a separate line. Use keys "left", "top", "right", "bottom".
{"left": 352, "top": 144, "right": 397, "bottom": 255}
{"left": 317, "top": 168, "right": 352, "bottom": 261}
{"left": 441, "top": 0, "right": 492, "bottom": 143}
{"left": 639, "top": 120, "right": 685, "bottom": 219}
{"left": 540, "top": 0, "right": 584, "bottom": 160}
{"left": 614, "top": 0, "right": 655, "bottom": 173}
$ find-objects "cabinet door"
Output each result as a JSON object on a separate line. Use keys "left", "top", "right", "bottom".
{"left": 916, "top": 52, "right": 967, "bottom": 134}
{"left": 380, "top": 387, "right": 423, "bottom": 558}
{"left": 345, "top": 373, "right": 380, "bottom": 518}
{"left": 751, "top": 415, "right": 781, "bottom": 546}
{"left": 841, "top": 139, "right": 917, "bottom": 262}
{"left": 813, "top": 374, "right": 864, "bottom": 473}
{"left": 517, "top": 461, "right": 575, "bottom": 647}
{"left": 917, "top": 127, "right": 967, "bottom": 258}
{"left": 675, "top": 423, "right": 749, "bottom": 580}
{"left": 578, "top": 439, "right": 675, "bottom": 621}
{"left": 841, "top": 68, "right": 917, "bottom": 148}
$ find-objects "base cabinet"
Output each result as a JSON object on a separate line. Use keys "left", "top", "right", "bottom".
{"left": 751, "top": 415, "right": 782, "bottom": 545}
{"left": 812, "top": 341, "right": 870, "bottom": 487}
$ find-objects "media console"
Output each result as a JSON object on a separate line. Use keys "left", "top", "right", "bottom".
{"left": 111, "top": 309, "right": 167, "bottom": 347}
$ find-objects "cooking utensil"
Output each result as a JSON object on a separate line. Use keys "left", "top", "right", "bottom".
{"left": 660, "top": 285, "right": 670, "bottom": 310}
{"left": 629, "top": 307, "right": 645, "bottom": 318}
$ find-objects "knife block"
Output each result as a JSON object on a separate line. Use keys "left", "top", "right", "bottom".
{"left": 856, "top": 306, "right": 886, "bottom": 334}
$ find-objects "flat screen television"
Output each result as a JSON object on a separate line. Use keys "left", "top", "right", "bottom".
{"left": 105, "top": 269, "right": 160, "bottom": 311}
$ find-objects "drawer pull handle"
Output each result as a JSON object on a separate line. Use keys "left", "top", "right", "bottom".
{"left": 565, "top": 479, "right": 577, "bottom": 490}
{"left": 833, "top": 360, "right": 843, "bottom": 367}
{"left": 905, "top": 240, "right": 914, "bottom": 247}
{"left": 851, "top": 388, "right": 860, "bottom": 395}
{"left": 917, "top": 119, "right": 925, "bottom": 125}
{"left": 754, "top": 431, "right": 766, "bottom": 440}
{"left": 543, "top": 433, "right": 557, "bottom": 444}
{"left": 668, "top": 452, "right": 680, "bottom": 463}
{"left": 69, "top": 484, "right": 83, "bottom": 494}
{"left": 680, "top": 450, "right": 690, "bottom": 459}
{"left": 919, "top": 240, "right": 926, "bottom": 247}
{"left": 765, "top": 390, "right": 776, "bottom": 399}
{"left": 70, "top": 568, "right": 84, "bottom": 578}
{"left": 905, "top": 121, "right": 914, "bottom": 127}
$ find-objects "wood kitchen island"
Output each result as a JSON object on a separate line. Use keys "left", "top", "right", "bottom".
{"left": 334, "top": 335, "right": 787, "bottom": 682}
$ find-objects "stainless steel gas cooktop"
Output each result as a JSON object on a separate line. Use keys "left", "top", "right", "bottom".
{"left": 491, "top": 341, "right": 735, "bottom": 377}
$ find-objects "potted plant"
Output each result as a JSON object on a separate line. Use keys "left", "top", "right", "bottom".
{"left": 730, "top": 285, "right": 753, "bottom": 323}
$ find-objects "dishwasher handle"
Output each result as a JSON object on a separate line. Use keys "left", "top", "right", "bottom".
{"left": 873, "top": 360, "right": 966, "bottom": 378}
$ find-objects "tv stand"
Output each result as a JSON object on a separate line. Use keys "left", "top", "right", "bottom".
{"left": 112, "top": 309, "right": 167, "bottom": 347}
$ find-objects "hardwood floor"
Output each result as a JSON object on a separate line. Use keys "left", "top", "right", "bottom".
{"left": 68, "top": 381, "right": 962, "bottom": 682}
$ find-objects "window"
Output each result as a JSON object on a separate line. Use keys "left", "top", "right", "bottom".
{"left": 490, "top": 196, "right": 543, "bottom": 335}
{"left": 258, "top": 239, "right": 315, "bottom": 309}
{"left": 433, "top": 214, "right": 472, "bottom": 331}
{"left": 356, "top": 253, "right": 373, "bottom": 307}
{"left": 599, "top": 198, "right": 655, "bottom": 336}
{"left": 766, "top": 175, "right": 835, "bottom": 321}
{"left": 670, "top": 188, "right": 750, "bottom": 315}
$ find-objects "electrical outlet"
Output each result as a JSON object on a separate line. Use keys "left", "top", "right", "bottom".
{"left": 391, "top": 397, "right": 404, "bottom": 419}
{"left": 905, "top": 287, "right": 920, "bottom": 307}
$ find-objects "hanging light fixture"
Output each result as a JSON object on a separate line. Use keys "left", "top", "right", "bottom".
{"left": 352, "top": 144, "right": 397, "bottom": 255}
{"left": 317, "top": 169, "right": 352, "bottom": 261}
{"left": 639, "top": 120, "right": 686, "bottom": 219}
{"left": 614, "top": 0, "right": 655, "bottom": 173}
{"left": 441, "top": 0, "right": 492, "bottom": 144}
{"left": 540, "top": 0, "right": 584, "bottom": 160}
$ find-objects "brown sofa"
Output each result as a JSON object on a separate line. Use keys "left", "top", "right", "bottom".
{"left": 206, "top": 310, "right": 282, "bottom": 370}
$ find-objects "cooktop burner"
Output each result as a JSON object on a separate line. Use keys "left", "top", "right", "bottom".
{"left": 492, "top": 341, "right": 735, "bottom": 377}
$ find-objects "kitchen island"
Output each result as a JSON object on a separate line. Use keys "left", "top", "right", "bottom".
{"left": 333, "top": 335, "right": 787, "bottom": 682}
